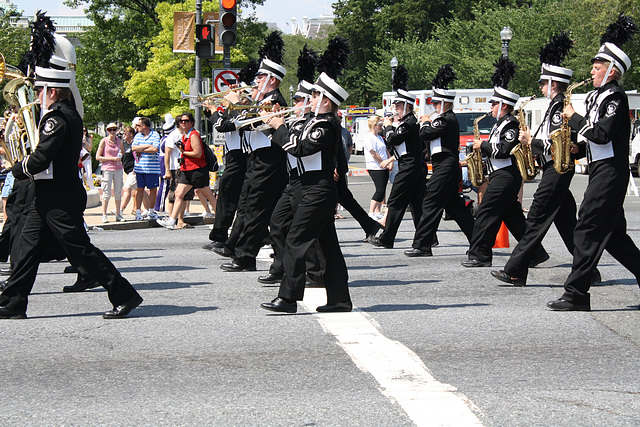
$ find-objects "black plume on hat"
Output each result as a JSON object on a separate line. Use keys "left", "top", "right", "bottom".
{"left": 491, "top": 56, "right": 517, "bottom": 89}
{"left": 539, "top": 32, "right": 573, "bottom": 66}
{"left": 258, "top": 31, "right": 285, "bottom": 65}
{"left": 18, "top": 10, "right": 56, "bottom": 75}
{"left": 431, "top": 64, "right": 456, "bottom": 89}
{"left": 601, "top": 14, "right": 639, "bottom": 47}
{"left": 238, "top": 59, "right": 259, "bottom": 85}
{"left": 392, "top": 64, "right": 409, "bottom": 92}
{"left": 297, "top": 44, "right": 319, "bottom": 83}
{"left": 317, "top": 36, "right": 351, "bottom": 80}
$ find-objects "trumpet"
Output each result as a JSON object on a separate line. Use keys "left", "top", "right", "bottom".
{"left": 234, "top": 106, "right": 304, "bottom": 130}
{"left": 180, "top": 86, "right": 252, "bottom": 103}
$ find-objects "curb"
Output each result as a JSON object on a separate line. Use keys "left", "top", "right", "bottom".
{"left": 91, "top": 216, "right": 215, "bottom": 231}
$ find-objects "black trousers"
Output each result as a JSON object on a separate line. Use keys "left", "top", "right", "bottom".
{"left": 561, "top": 160, "right": 640, "bottom": 304}
{"left": 504, "top": 162, "right": 576, "bottom": 280}
{"left": 232, "top": 148, "right": 287, "bottom": 267}
{"left": 0, "top": 182, "right": 139, "bottom": 313}
{"left": 209, "top": 150, "right": 247, "bottom": 243}
{"left": 269, "top": 178, "right": 324, "bottom": 279}
{"left": 468, "top": 165, "right": 543, "bottom": 263}
{"left": 278, "top": 177, "right": 349, "bottom": 304}
{"left": 336, "top": 172, "right": 380, "bottom": 235}
{"left": 378, "top": 162, "right": 425, "bottom": 247}
{"left": 412, "top": 156, "right": 474, "bottom": 251}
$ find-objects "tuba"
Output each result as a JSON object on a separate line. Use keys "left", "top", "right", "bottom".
{"left": 0, "top": 53, "right": 40, "bottom": 166}
{"left": 464, "top": 113, "right": 488, "bottom": 187}
{"left": 549, "top": 78, "right": 593, "bottom": 174}
{"left": 511, "top": 96, "right": 538, "bottom": 181}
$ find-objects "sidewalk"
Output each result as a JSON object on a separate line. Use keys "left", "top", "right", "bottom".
{"left": 83, "top": 189, "right": 215, "bottom": 231}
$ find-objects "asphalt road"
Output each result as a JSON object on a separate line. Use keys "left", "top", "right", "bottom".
{"left": 1, "top": 157, "right": 639, "bottom": 426}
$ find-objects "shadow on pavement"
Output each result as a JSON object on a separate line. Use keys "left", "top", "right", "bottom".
{"left": 349, "top": 279, "right": 437, "bottom": 287}
{"left": 118, "top": 265, "right": 206, "bottom": 273}
{"left": 360, "top": 302, "right": 490, "bottom": 312}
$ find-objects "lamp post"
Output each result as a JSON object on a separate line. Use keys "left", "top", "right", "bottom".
{"left": 390, "top": 56, "right": 398, "bottom": 89}
{"left": 289, "top": 85, "right": 294, "bottom": 106}
{"left": 500, "top": 26, "right": 513, "bottom": 59}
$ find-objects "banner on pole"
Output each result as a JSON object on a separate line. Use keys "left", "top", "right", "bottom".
{"left": 173, "top": 11, "right": 195, "bottom": 53}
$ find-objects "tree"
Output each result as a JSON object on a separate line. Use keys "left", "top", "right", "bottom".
{"left": 0, "top": 10, "right": 30, "bottom": 112}
{"left": 76, "top": 10, "right": 156, "bottom": 124}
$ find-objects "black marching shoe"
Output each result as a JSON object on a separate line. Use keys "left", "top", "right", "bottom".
{"left": 63, "top": 279, "right": 101, "bottom": 293}
{"left": 0, "top": 306, "right": 27, "bottom": 319}
{"left": 0, "top": 267, "right": 12, "bottom": 276}
{"left": 491, "top": 270, "right": 525, "bottom": 286}
{"left": 63, "top": 265, "right": 79, "bottom": 274}
{"left": 316, "top": 301, "right": 352, "bottom": 312}
{"left": 404, "top": 248, "right": 432, "bottom": 257}
{"left": 202, "top": 241, "right": 224, "bottom": 250}
{"left": 367, "top": 236, "right": 393, "bottom": 249}
{"left": 528, "top": 251, "right": 550, "bottom": 268}
{"left": 212, "top": 246, "right": 233, "bottom": 257}
{"left": 103, "top": 294, "right": 143, "bottom": 319}
{"left": 258, "top": 273, "right": 282, "bottom": 284}
{"left": 546, "top": 298, "right": 590, "bottom": 312}
{"left": 261, "top": 297, "right": 297, "bottom": 313}
{"left": 220, "top": 261, "right": 256, "bottom": 272}
{"left": 461, "top": 259, "right": 491, "bottom": 268}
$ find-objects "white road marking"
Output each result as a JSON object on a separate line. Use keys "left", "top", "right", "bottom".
{"left": 301, "top": 288, "right": 483, "bottom": 426}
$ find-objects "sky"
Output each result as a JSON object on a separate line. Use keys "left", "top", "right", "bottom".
{"left": 9, "top": 0, "right": 335, "bottom": 32}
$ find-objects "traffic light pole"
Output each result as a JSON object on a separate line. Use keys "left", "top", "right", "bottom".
{"left": 194, "top": 0, "right": 203, "bottom": 132}
{"left": 223, "top": 46, "right": 231, "bottom": 69}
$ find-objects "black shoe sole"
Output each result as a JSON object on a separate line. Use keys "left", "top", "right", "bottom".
{"left": 491, "top": 271, "right": 525, "bottom": 287}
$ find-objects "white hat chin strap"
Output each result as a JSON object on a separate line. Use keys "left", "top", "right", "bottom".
{"left": 547, "top": 78, "right": 552, "bottom": 99}
{"left": 600, "top": 62, "right": 615, "bottom": 88}
{"left": 314, "top": 92, "right": 324, "bottom": 116}
{"left": 256, "top": 73, "right": 272, "bottom": 100}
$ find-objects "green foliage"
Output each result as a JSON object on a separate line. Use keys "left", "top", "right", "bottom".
{"left": 76, "top": 11, "right": 157, "bottom": 125}
{"left": 337, "top": 0, "right": 640, "bottom": 106}
{"left": 0, "top": 12, "right": 30, "bottom": 112}
{"left": 278, "top": 35, "right": 327, "bottom": 105}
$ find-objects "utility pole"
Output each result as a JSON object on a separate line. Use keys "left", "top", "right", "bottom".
{"left": 194, "top": 0, "right": 202, "bottom": 132}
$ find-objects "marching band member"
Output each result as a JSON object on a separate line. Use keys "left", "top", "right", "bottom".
{"left": 261, "top": 61, "right": 352, "bottom": 313}
{"left": 462, "top": 57, "right": 547, "bottom": 268}
{"left": 219, "top": 32, "right": 288, "bottom": 272}
{"left": 548, "top": 16, "right": 640, "bottom": 311}
{"left": 0, "top": 44, "right": 142, "bottom": 319}
{"left": 492, "top": 33, "right": 590, "bottom": 286}
{"left": 405, "top": 65, "right": 474, "bottom": 257}
{"left": 368, "top": 64, "right": 424, "bottom": 249}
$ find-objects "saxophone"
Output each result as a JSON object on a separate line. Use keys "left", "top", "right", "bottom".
{"left": 511, "top": 96, "right": 538, "bottom": 181}
{"left": 549, "top": 78, "right": 593, "bottom": 174}
{"left": 464, "top": 113, "right": 488, "bottom": 187}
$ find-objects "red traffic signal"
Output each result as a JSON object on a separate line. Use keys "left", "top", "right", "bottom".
{"left": 196, "top": 24, "right": 215, "bottom": 42}
{"left": 219, "top": 0, "right": 237, "bottom": 47}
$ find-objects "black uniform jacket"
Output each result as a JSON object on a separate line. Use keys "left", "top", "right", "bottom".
{"left": 419, "top": 109, "right": 460, "bottom": 159}
{"left": 383, "top": 113, "right": 422, "bottom": 167}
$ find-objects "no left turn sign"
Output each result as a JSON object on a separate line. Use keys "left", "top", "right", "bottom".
{"left": 213, "top": 69, "right": 241, "bottom": 92}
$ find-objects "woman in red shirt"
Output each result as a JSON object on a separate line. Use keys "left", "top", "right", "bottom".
{"left": 157, "top": 113, "right": 217, "bottom": 230}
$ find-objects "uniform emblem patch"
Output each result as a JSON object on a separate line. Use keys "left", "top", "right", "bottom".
{"left": 605, "top": 101, "right": 618, "bottom": 117}
{"left": 310, "top": 126, "right": 325, "bottom": 141}
{"left": 551, "top": 112, "right": 563, "bottom": 126}
{"left": 42, "top": 118, "right": 57, "bottom": 136}
{"left": 504, "top": 128, "right": 516, "bottom": 142}
{"left": 432, "top": 119, "right": 443, "bottom": 128}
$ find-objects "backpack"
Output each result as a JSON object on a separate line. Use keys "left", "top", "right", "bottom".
{"left": 202, "top": 143, "right": 218, "bottom": 173}
{"left": 121, "top": 149, "right": 135, "bottom": 174}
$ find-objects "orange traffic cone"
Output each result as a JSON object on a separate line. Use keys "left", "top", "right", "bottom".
{"left": 493, "top": 221, "right": 510, "bottom": 248}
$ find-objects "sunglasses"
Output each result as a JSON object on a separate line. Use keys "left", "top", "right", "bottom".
{"left": 178, "top": 119, "right": 193, "bottom": 123}
{"left": 107, "top": 128, "right": 117, "bottom": 132}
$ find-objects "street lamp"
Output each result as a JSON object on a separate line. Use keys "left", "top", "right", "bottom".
{"left": 500, "top": 26, "right": 513, "bottom": 59}
{"left": 390, "top": 56, "right": 398, "bottom": 89}
{"left": 289, "top": 85, "right": 294, "bottom": 106}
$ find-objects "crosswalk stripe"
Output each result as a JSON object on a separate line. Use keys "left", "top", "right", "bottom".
{"left": 302, "top": 288, "right": 483, "bottom": 426}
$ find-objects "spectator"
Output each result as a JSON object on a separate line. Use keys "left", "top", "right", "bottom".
{"left": 163, "top": 114, "right": 195, "bottom": 227}
{"left": 96, "top": 122, "right": 124, "bottom": 223}
{"left": 157, "top": 113, "right": 217, "bottom": 230}
{"left": 364, "top": 115, "right": 391, "bottom": 220}
{"left": 81, "top": 127, "right": 95, "bottom": 189}
{"left": 131, "top": 117, "right": 161, "bottom": 221}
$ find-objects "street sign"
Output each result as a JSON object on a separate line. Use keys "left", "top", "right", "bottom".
{"left": 213, "top": 69, "right": 241, "bottom": 92}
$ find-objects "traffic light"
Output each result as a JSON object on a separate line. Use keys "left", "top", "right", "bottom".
{"left": 196, "top": 24, "right": 215, "bottom": 58}
{"left": 219, "top": 0, "right": 237, "bottom": 47}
